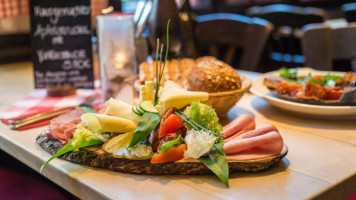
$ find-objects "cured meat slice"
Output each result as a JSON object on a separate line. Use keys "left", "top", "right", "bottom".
{"left": 47, "top": 109, "right": 84, "bottom": 144}
{"left": 221, "top": 114, "right": 255, "bottom": 137}
{"left": 64, "top": 126, "right": 78, "bottom": 141}
{"left": 232, "top": 124, "right": 278, "bottom": 140}
{"left": 224, "top": 130, "right": 283, "bottom": 161}
{"left": 50, "top": 109, "right": 84, "bottom": 125}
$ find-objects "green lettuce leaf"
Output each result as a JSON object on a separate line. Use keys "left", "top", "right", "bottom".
{"left": 71, "top": 124, "right": 109, "bottom": 151}
{"left": 198, "top": 141, "right": 229, "bottom": 187}
{"left": 188, "top": 101, "right": 222, "bottom": 133}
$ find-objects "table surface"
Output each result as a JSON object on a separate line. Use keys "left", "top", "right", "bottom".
{"left": 1, "top": 62, "right": 356, "bottom": 200}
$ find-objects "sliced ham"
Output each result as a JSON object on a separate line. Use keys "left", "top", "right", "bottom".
{"left": 221, "top": 114, "right": 255, "bottom": 137}
{"left": 224, "top": 130, "right": 284, "bottom": 161}
{"left": 234, "top": 124, "right": 278, "bottom": 140}
{"left": 224, "top": 124, "right": 278, "bottom": 143}
{"left": 224, "top": 129, "right": 250, "bottom": 143}
{"left": 46, "top": 109, "right": 84, "bottom": 144}
{"left": 63, "top": 126, "right": 78, "bottom": 141}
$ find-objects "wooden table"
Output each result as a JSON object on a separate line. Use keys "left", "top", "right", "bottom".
{"left": 0, "top": 62, "right": 356, "bottom": 200}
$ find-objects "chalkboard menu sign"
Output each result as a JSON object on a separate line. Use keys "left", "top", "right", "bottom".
{"left": 30, "top": 0, "right": 94, "bottom": 88}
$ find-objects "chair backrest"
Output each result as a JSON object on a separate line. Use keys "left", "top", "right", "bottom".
{"left": 246, "top": 4, "right": 326, "bottom": 28}
{"left": 342, "top": 3, "right": 356, "bottom": 23}
{"left": 196, "top": 13, "right": 273, "bottom": 70}
{"left": 301, "top": 23, "right": 356, "bottom": 70}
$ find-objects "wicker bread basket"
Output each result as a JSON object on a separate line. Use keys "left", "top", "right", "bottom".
{"left": 207, "top": 74, "right": 252, "bottom": 117}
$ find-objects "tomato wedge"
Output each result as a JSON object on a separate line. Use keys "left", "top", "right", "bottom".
{"left": 151, "top": 144, "right": 187, "bottom": 163}
{"left": 159, "top": 114, "right": 184, "bottom": 138}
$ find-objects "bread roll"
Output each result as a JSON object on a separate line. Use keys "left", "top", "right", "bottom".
{"left": 195, "top": 56, "right": 217, "bottom": 64}
{"left": 188, "top": 60, "right": 241, "bottom": 92}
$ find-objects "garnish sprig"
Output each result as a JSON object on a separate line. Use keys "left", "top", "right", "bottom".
{"left": 175, "top": 111, "right": 225, "bottom": 138}
{"left": 154, "top": 19, "right": 170, "bottom": 105}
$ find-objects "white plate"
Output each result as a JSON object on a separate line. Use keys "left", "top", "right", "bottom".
{"left": 250, "top": 68, "right": 356, "bottom": 120}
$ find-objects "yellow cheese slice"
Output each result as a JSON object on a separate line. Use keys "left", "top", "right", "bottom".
{"left": 139, "top": 81, "right": 155, "bottom": 103}
{"left": 105, "top": 98, "right": 140, "bottom": 123}
{"left": 145, "top": 81, "right": 155, "bottom": 104}
{"left": 81, "top": 113, "right": 137, "bottom": 133}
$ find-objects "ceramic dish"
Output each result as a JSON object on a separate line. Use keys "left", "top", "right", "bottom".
{"left": 251, "top": 68, "right": 356, "bottom": 119}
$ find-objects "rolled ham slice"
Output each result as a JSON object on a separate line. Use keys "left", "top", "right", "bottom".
{"left": 224, "top": 124, "right": 278, "bottom": 142}
{"left": 224, "top": 129, "right": 284, "bottom": 161}
{"left": 224, "top": 129, "right": 250, "bottom": 143}
{"left": 221, "top": 114, "right": 255, "bottom": 137}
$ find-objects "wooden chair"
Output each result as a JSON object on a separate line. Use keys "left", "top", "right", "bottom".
{"left": 342, "top": 3, "right": 356, "bottom": 23}
{"left": 196, "top": 13, "right": 273, "bottom": 71}
{"left": 301, "top": 23, "right": 356, "bottom": 71}
{"left": 246, "top": 4, "right": 326, "bottom": 68}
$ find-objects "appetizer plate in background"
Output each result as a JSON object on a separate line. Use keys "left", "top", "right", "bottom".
{"left": 251, "top": 68, "right": 356, "bottom": 119}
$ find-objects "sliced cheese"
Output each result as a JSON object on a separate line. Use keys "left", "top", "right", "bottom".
{"left": 81, "top": 113, "right": 136, "bottom": 133}
{"left": 156, "top": 80, "right": 209, "bottom": 115}
{"left": 139, "top": 81, "right": 155, "bottom": 103}
{"left": 105, "top": 98, "right": 140, "bottom": 123}
{"left": 145, "top": 81, "right": 155, "bottom": 104}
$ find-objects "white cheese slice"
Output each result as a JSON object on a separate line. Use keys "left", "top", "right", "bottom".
{"left": 105, "top": 98, "right": 140, "bottom": 123}
{"left": 156, "top": 81, "right": 209, "bottom": 115}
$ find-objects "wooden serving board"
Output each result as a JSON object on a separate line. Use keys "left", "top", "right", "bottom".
{"left": 36, "top": 134, "right": 288, "bottom": 175}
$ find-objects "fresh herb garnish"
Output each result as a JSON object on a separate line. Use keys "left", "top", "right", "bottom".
{"left": 154, "top": 19, "right": 170, "bottom": 105}
{"left": 129, "top": 112, "right": 161, "bottom": 147}
{"left": 321, "top": 74, "right": 343, "bottom": 86}
{"left": 306, "top": 74, "right": 342, "bottom": 86}
{"left": 175, "top": 111, "right": 225, "bottom": 137}
{"left": 279, "top": 67, "right": 344, "bottom": 87}
{"left": 40, "top": 138, "right": 103, "bottom": 173}
{"left": 280, "top": 67, "right": 298, "bottom": 80}
{"left": 129, "top": 20, "right": 170, "bottom": 147}
{"left": 199, "top": 141, "right": 229, "bottom": 187}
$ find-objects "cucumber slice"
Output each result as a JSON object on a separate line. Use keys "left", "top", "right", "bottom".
{"left": 132, "top": 106, "right": 143, "bottom": 116}
{"left": 136, "top": 105, "right": 145, "bottom": 115}
{"left": 139, "top": 100, "right": 158, "bottom": 113}
{"left": 131, "top": 106, "right": 140, "bottom": 115}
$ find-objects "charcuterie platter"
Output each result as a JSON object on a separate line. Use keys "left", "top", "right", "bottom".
{"left": 37, "top": 80, "right": 287, "bottom": 187}
{"left": 37, "top": 21, "right": 287, "bottom": 187}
